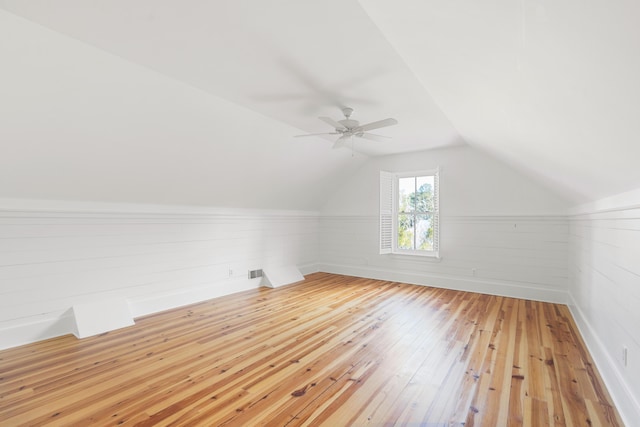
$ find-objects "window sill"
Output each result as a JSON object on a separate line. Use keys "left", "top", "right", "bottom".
{"left": 388, "top": 251, "right": 441, "bottom": 262}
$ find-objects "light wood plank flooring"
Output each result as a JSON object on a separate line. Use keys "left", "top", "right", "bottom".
{"left": 0, "top": 273, "right": 623, "bottom": 426}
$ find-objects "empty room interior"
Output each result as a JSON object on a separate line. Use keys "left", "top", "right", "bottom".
{"left": 0, "top": 1, "right": 638, "bottom": 426}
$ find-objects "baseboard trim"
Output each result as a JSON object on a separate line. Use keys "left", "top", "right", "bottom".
{"left": 130, "top": 264, "right": 319, "bottom": 318}
{"left": 0, "top": 313, "right": 76, "bottom": 351}
{"left": 298, "top": 263, "right": 320, "bottom": 276}
{"left": 1, "top": 264, "right": 319, "bottom": 351}
{"left": 128, "top": 278, "right": 263, "bottom": 319}
{"left": 0, "top": 280, "right": 262, "bottom": 350}
{"left": 317, "top": 263, "right": 568, "bottom": 304}
{"left": 567, "top": 294, "right": 640, "bottom": 426}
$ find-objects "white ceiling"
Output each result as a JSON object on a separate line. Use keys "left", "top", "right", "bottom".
{"left": 0, "top": 0, "right": 461, "bottom": 156}
{"left": 0, "top": 9, "right": 369, "bottom": 210}
{"left": 1, "top": 0, "right": 639, "bottom": 208}
{"left": 361, "top": 0, "right": 640, "bottom": 202}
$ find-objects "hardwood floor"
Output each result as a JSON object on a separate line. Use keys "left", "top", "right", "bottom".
{"left": 0, "top": 273, "right": 623, "bottom": 426}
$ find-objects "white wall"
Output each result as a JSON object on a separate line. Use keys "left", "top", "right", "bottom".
{"left": 0, "top": 199, "right": 319, "bottom": 350}
{"left": 322, "top": 145, "right": 569, "bottom": 216}
{"left": 1, "top": 148, "right": 637, "bottom": 423}
{"left": 320, "top": 145, "right": 571, "bottom": 302}
{"left": 319, "top": 145, "right": 640, "bottom": 422}
{"left": 568, "top": 190, "right": 640, "bottom": 424}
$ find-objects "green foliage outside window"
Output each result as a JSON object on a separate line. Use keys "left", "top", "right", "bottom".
{"left": 398, "top": 177, "right": 434, "bottom": 251}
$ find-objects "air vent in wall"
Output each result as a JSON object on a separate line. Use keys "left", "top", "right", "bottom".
{"left": 248, "top": 269, "right": 263, "bottom": 279}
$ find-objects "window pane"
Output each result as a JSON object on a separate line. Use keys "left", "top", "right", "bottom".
{"left": 397, "top": 213, "right": 414, "bottom": 250}
{"left": 398, "top": 177, "right": 415, "bottom": 213}
{"left": 416, "top": 176, "right": 434, "bottom": 212}
{"left": 416, "top": 214, "right": 433, "bottom": 250}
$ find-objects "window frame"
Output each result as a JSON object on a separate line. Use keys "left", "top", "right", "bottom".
{"left": 380, "top": 168, "right": 440, "bottom": 259}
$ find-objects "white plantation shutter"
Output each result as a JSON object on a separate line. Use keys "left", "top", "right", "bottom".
{"left": 433, "top": 169, "right": 440, "bottom": 255}
{"left": 379, "top": 171, "right": 394, "bottom": 254}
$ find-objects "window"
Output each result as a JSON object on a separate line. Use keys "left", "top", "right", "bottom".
{"left": 380, "top": 169, "right": 440, "bottom": 257}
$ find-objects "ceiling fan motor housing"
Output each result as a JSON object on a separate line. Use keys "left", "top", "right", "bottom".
{"left": 339, "top": 119, "right": 360, "bottom": 130}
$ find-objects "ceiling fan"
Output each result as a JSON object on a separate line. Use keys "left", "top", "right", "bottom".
{"left": 295, "top": 107, "right": 398, "bottom": 149}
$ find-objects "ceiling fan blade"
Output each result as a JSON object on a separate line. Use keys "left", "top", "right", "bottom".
{"left": 319, "top": 116, "right": 347, "bottom": 131}
{"left": 359, "top": 132, "right": 391, "bottom": 142}
{"left": 294, "top": 132, "right": 340, "bottom": 137}
{"left": 357, "top": 118, "right": 398, "bottom": 132}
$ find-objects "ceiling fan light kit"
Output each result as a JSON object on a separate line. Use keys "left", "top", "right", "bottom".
{"left": 296, "top": 107, "right": 398, "bottom": 149}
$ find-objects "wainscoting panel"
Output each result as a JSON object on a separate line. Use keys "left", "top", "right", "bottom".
{"left": 569, "top": 206, "right": 640, "bottom": 425}
{"left": 0, "top": 206, "right": 319, "bottom": 350}
{"left": 319, "top": 215, "right": 569, "bottom": 303}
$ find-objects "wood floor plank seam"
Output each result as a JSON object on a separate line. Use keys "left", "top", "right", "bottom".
{"left": 0, "top": 273, "right": 624, "bottom": 426}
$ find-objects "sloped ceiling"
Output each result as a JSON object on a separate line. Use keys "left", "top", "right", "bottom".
{"left": 1, "top": 0, "right": 638, "bottom": 209}
{"left": 360, "top": 0, "right": 640, "bottom": 203}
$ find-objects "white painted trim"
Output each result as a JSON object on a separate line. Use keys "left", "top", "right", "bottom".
{"left": 72, "top": 299, "right": 134, "bottom": 339}
{"left": 445, "top": 215, "right": 568, "bottom": 223}
{"left": 0, "top": 211, "right": 321, "bottom": 223}
{"left": 298, "top": 263, "right": 320, "bottom": 275}
{"left": 567, "top": 294, "right": 640, "bottom": 426}
{"left": 0, "top": 280, "right": 267, "bottom": 350}
{"left": 321, "top": 214, "right": 568, "bottom": 222}
{"left": 262, "top": 266, "right": 304, "bottom": 288}
{"left": 0, "top": 198, "right": 319, "bottom": 218}
{"left": 128, "top": 278, "right": 262, "bottom": 319}
{"left": 0, "top": 313, "right": 76, "bottom": 351}
{"left": 317, "top": 263, "right": 568, "bottom": 304}
{"left": 0, "top": 263, "right": 320, "bottom": 351}
{"left": 566, "top": 199, "right": 640, "bottom": 423}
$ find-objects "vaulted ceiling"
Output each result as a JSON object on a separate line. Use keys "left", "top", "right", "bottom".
{"left": 1, "top": 0, "right": 638, "bottom": 209}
